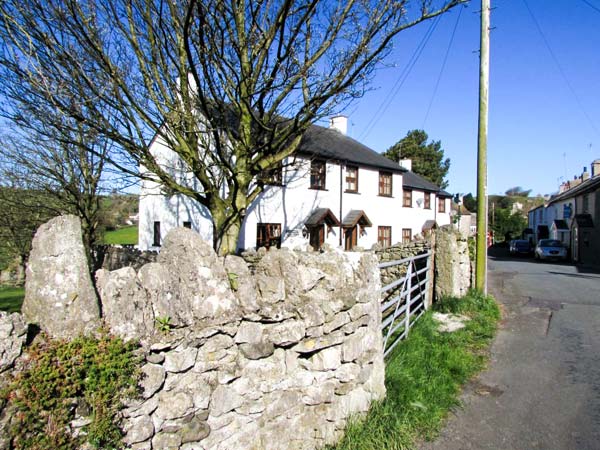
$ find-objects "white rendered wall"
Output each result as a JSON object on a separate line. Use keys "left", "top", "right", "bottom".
{"left": 139, "top": 137, "right": 451, "bottom": 251}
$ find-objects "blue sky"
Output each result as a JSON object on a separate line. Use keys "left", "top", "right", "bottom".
{"left": 338, "top": 0, "right": 600, "bottom": 197}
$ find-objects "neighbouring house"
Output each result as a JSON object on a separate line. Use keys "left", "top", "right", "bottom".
{"left": 139, "top": 116, "right": 452, "bottom": 252}
{"left": 450, "top": 199, "right": 474, "bottom": 237}
{"left": 527, "top": 159, "right": 600, "bottom": 266}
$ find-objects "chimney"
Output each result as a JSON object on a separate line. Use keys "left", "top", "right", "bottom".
{"left": 329, "top": 115, "right": 348, "bottom": 135}
{"left": 398, "top": 159, "right": 412, "bottom": 171}
{"left": 582, "top": 166, "right": 590, "bottom": 181}
{"left": 592, "top": 159, "right": 600, "bottom": 178}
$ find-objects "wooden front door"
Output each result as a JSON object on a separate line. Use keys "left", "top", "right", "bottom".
{"left": 309, "top": 225, "right": 325, "bottom": 251}
{"left": 344, "top": 226, "right": 357, "bottom": 251}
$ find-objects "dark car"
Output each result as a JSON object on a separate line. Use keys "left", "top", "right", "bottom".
{"left": 534, "top": 239, "right": 567, "bottom": 261}
{"left": 509, "top": 239, "right": 532, "bottom": 256}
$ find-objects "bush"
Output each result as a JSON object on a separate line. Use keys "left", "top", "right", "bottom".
{"left": 1, "top": 330, "right": 140, "bottom": 450}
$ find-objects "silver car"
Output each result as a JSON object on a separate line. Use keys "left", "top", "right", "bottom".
{"left": 534, "top": 239, "right": 567, "bottom": 261}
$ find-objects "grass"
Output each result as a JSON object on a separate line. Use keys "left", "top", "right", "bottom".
{"left": 0, "top": 286, "right": 25, "bottom": 313}
{"left": 332, "top": 290, "right": 500, "bottom": 450}
{"left": 102, "top": 225, "right": 138, "bottom": 245}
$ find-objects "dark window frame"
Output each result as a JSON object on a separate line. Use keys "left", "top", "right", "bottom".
{"left": 310, "top": 160, "right": 327, "bottom": 190}
{"left": 438, "top": 197, "right": 446, "bottom": 213}
{"left": 378, "top": 171, "right": 393, "bottom": 197}
{"left": 153, "top": 221, "right": 161, "bottom": 247}
{"left": 424, "top": 192, "right": 431, "bottom": 209}
{"left": 402, "top": 228, "right": 411, "bottom": 244}
{"left": 403, "top": 189, "right": 412, "bottom": 207}
{"left": 345, "top": 165, "right": 359, "bottom": 193}
{"left": 378, "top": 226, "right": 392, "bottom": 248}
{"left": 258, "top": 162, "right": 284, "bottom": 186}
{"left": 256, "top": 223, "right": 282, "bottom": 250}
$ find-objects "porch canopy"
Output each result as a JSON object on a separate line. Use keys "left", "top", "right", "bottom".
{"left": 341, "top": 210, "right": 372, "bottom": 228}
{"left": 422, "top": 220, "right": 438, "bottom": 232}
{"left": 553, "top": 220, "right": 569, "bottom": 231}
{"left": 304, "top": 208, "right": 340, "bottom": 227}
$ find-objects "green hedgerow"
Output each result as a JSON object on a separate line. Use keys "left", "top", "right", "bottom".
{"left": 1, "top": 330, "right": 140, "bottom": 450}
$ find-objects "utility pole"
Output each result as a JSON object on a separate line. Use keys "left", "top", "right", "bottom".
{"left": 475, "top": 0, "right": 490, "bottom": 293}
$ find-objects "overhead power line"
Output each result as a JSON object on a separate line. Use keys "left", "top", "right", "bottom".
{"left": 422, "top": 5, "right": 464, "bottom": 128}
{"left": 580, "top": 0, "right": 600, "bottom": 14}
{"left": 358, "top": 14, "right": 443, "bottom": 141}
{"left": 522, "top": 0, "right": 600, "bottom": 138}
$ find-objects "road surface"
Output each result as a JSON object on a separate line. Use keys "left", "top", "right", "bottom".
{"left": 421, "top": 249, "right": 600, "bottom": 450}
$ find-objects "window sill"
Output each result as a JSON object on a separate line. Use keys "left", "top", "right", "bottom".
{"left": 378, "top": 194, "right": 393, "bottom": 198}
{"left": 309, "top": 187, "right": 328, "bottom": 191}
{"left": 344, "top": 190, "right": 360, "bottom": 194}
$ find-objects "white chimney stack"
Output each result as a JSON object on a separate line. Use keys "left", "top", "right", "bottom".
{"left": 592, "top": 159, "right": 600, "bottom": 178}
{"left": 329, "top": 115, "right": 348, "bottom": 135}
{"left": 399, "top": 159, "right": 412, "bottom": 171}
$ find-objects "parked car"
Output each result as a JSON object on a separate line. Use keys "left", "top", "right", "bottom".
{"left": 534, "top": 239, "right": 567, "bottom": 261}
{"left": 509, "top": 239, "right": 532, "bottom": 256}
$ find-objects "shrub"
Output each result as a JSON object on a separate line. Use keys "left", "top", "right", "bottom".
{"left": 1, "top": 330, "right": 140, "bottom": 450}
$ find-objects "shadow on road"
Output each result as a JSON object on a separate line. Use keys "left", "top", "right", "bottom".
{"left": 487, "top": 245, "right": 599, "bottom": 273}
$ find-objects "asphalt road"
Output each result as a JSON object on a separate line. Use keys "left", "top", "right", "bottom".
{"left": 420, "top": 249, "right": 600, "bottom": 450}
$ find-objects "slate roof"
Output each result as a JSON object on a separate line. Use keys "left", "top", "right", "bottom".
{"left": 304, "top": 208, "right": 340, "bottom": 227}
{"left": 341, "top": 210, "right": 372, "bottom": 228}
{"left": 299, "top": 125, "right": 405, "bottom": 173}
{"left": 548, "top": 175, "right": 600, "bottom": 205}
{"left": 401, "top": 170, "right": 450, "bottom": 197}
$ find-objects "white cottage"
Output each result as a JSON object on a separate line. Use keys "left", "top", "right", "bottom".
{"left": 139, "top": 116, "right": 452, "bottom": 252}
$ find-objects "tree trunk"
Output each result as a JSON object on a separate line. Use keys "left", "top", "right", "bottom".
{"left": 213, "top": 214, "right": 242, "bottom": 256}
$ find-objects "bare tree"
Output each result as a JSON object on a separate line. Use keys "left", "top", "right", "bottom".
{"left": 0, "top": 0, "right": 466, "bottom": 255}
{"left": 0, "top": 181, "right": 61, "bottom": 275}
{"left": 0, "top": 128, "right": 110, "bottom": 265}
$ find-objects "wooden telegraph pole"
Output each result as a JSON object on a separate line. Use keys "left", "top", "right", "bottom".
{"left": 475, "top": 0, "right": 490, "bottom": 293}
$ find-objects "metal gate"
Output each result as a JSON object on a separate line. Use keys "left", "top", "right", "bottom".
{"left": 379, "top": 251, "right": 432, "bottom": 358}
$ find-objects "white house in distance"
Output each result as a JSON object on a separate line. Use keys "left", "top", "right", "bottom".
{"left": 139, "top": 116, "right": 452, "bottom": 252}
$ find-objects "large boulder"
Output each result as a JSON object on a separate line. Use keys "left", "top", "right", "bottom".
{"left": 157, "top": 228, "right": 241, "bottom": 325}
{"left": 23, "top": 215, "right": 100, "bottom": 338}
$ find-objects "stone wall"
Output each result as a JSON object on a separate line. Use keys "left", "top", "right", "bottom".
{"left": 0, "top": 258, "right": 24, "bottom": 287}
{"left": 5, "top": 215, "right": 386, "bottom": 450}
{"left": 375, "top": 238, "right": 433, "bottom": 308}
{"left": 95, "top": 245, "right": 158, "bottom": 272}
{"left": 434, "top": 225, "right": 471, "bottom": 299}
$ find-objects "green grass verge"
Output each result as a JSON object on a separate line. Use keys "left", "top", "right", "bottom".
{"left": 332, "top": 290, "right": 500, "bottom": 450}
{"left": 0, "top": 286, "right": 25, "bottom": 313}
{"left": 102, "top": 225, "right": 138, "bottom": 245}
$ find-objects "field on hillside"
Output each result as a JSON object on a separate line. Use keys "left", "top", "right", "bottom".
{"left": 102, "top": 225, "right": 138, "bottom": 245}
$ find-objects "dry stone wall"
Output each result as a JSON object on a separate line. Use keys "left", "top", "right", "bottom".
{"left": 9, "top": 215, "right": 386, "bottom": 450}
{"left": 434, "top": 225, "right": 471, "bottom": 299}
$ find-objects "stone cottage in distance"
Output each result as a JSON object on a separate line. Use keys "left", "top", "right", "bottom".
{"left": 138, "top": 116, "right": 452, "bottom": 252}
